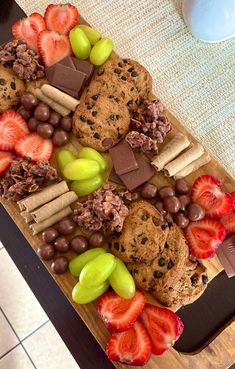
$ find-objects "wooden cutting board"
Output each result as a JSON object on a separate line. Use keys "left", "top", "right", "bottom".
{"left": 1, "top": 15, "right": 235, "bottom": 369}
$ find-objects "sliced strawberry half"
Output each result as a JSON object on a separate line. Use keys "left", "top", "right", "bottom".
{"left": 29, "top": 12, "right": 46, "bottom": 34}
{"left": 184, "top": 219, "right": 226, "bottom": 259}
{"left": 0, "top": 152, "right": 14, "bottom": 175}
{"left": 15, "top": 133, "right": 53, "bottom": 163}
{"left": 106, "top": 319, "right": 152, "bottom": 366}
{"left": 140, "top": 304, "right": 184, "bottom": 356}
{"left": 37, "top": 30, "right": 72, "bottom": 67}
{"left": 98, "top": 291, "right": 146, "bottom": 332}
{"left": 44, "top": 3, "right": 79, "bottom": 35}
{"left": 231, "top": 192, "right": 235, "bottom": 203}
{"left": 0, "top": 110, "right": 29, "bottom": 151}
{"left": 220, "top": 213, "right": 235, "bottom": 233}
{"left": 191, "top": 175, "right": 235, "bottom": 218}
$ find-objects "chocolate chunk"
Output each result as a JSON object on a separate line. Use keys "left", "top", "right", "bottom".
{"left": 121, "top": 75, "right": 127, "bottom": 81}
{"left": 80, "top": 115, "right": 86, "bottom": 122}
{"left": 102, "top": 137, "right": 114, "bottom": 148}
{"left": 141, "top": 237, "right": 148, "bottom": 244}
{"left": 93, "top": 132, "right": 100, "bottom": 139}
{"left": 58, "top": 56, "right": 76, "bottom": 70}
{"left": 142, "top": 278, "right": 147, "bottom": 282}
{"left": 158, "top": 258, "right": 166, "bottom": 267}
{"left": 114, "top": 68, "right": 121, "bottom": 74}
{"left": 91, "top": 95, "right": 98, "bottom": 100}
{"left": 119, "top": 157, "right": 155, "bottom": 191}
{"left": 167, "top": 259, "right": 174, "bottom": 269}
{"left": 216, "top": 234, "right": 235, "bottom": 277}
{"left": 109, "top": 141, "right": 139, "bottom": 176}
{"left": 154, "top": 270, "right": 163, "bottom": 278}
{"left": 114, "top": 242, "right": 120, "bottom": 251}
{"left": 202, "top": 275, "right": 209, "bottom": 284}
{"left": 141, "top": 213, "right": 150, "bottom": 221}
{"left": 87, "top": 119, "right": 94, "bottom": 126}
{"left": 191, "top": 273, "right": 199, "bottom": 286}
{"left": 97, "top": 67, "right": 104, "bottom": 76}
{"left": 131, "top": 71, "right": 138, "bottom": 77}
{"left": 152, "top": 216, "right": 162, "bottom": 226}
{"left": 92, "top": 111, "right": 97, "bottom": 117}
{"left": 10, "top": 81, "right": 16, "bottom": 90}
{"left": 71, "top": 57, "right": 94, "bottom": 84}
{"left": 109, "top": 168, "right": 124, "bottom": 185}
{"left": 0, "top": 78, "right": 6, "bottom": 85}
{"left": 161, "top": 224, "right": 168, "bottom": 230}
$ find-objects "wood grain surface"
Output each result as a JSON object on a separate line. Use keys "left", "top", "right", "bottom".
{"left": 1, "top": 13, "right": 235, "bottom": 369}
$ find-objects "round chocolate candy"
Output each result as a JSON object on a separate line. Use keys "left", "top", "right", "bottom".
{"left": 173, "top": 212, "right": 189, "bottom": 228}
{"left": 48, "top": 111, "right": 62, "bottom": 127}
{"left": 187, "top": 203, "right": 205, "bottom": 221}
{"left": 20, "top": 93, "right": 38, "bottom": 110}
{"left": 37, "top": 123, "right": 54, "bottom": 139}
{"left": 60, "top": 117, "right": 72, "bottom": 132}
{"left": 37, "top": 244, "right": 55, "bottom": 261}
{"left": 58, "top": 217, "right": 76, "bottom": 235}
{"left": 71, "top": 235, "right": 89, "bottom": 254}
{"left": 175, "top": 179, "right": 190, "bottom": 194}
{"left": 163, "top": 196, "right": 181, "bottom": 213}
{"left": 51, "top": 256, "right": 68, "bottom": 274}
{"left": 34, "top": 103, "right": 50, "bottom": 122}
{"left": 54, "top": 236, "right": 70, "bottom": 253}
{"left": 52, "top": 129, "right": 69, "bottom": 146}
{"left": 155, "top": 200, "right": 167, "bottom": 216}
{"left": 158, "top": 186, "right": 175, "bottom": 200}
{"left": 28, "top": 117, "right": 40, "bottom": 132}
{"left": 89, "top": 232, "right": 105, "bottom": 248}
{"left": 141, "top": 183, "right": 158, "bottom": 199}
{"left": 42, "top": 227, "right": 59, "bottom": 243}
{"left": 178, "top": 194, "right": 191, "bottom": 212}
{"left": 19, "top": 107, "right": 32, "bottom": 121}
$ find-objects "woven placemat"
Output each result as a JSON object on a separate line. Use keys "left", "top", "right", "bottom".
{"left": 15, "top": 0, "right": 235, "bottom": 178}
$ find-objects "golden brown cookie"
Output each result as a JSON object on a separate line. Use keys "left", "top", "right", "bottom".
{"left": 154, "top": 258, "right": 208, "bottom": 307}
{"left": 127, "top": 224, "right": 189, "bottom": 293}
{"left": 0, "top": 64, "right": 25, "bottom": 113}
{"left": 73, "top": 94, "right": 130, "bottom": 151}
{"left": 108, "top": 200, "right": 169, "bottom": 263}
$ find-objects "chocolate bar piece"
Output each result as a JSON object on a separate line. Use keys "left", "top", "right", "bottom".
{"left": 217, "top": 234, "right": 235, "bottom": 278}
{"left": 71, "top": 57, "right": 94, "bottom": 84}
{"left": 59, "top": 56, "right": 76, "bottom": 70}
{"left": 109, "top": 168, "right": 124, "bottom": 185}
{"left": 109, "top": 142, "right": 139, "bottom": 175}
{"left": 49, "top": 64, "right": 86, "bottom": 91}
{"left": 120, "top": 157, "right": 155, "bottom": 191}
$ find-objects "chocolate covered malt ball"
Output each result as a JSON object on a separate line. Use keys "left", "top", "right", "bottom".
{"left": 54, "top": 236, "right": 70, "bottom": 253}
{"left": 52, "top": 129, "right": 69, "bottom": 146}
{"left": 42, "top": 227, "right": 59, "bottom": 243}
{"left": 51, "top": 256, "right": 68, "bottom": 274}
{"left": 37, "top": 123, "right": 54, "bottom": 139}
{"left": 187, "top": 203, "right": 205, "bottom": 221}
{"left": 58, "top": 217, "right": 76, "bottom": 235}
{"left": 175, "top": 179, "right": 190, "bottom": 194}
{"left": 60, "top": 117, "right": 72, "bottom": 132}
{"left": 141, "top": 183, "right": 158, "bottom": 199}
{"left": 28, "top": 117, "right": 40, "bottom": 132}
{"left": 178, "top": 194, "right": 191, "bottom": 212}
{"left": 19, "top": 107, "right": 32, "bottom": 121}
{"left": 20, "top": 93, "right": 38, "bottom": 110}
{"left": 37, "top": 244, "right": 55, "bottom": 261}
{"left": 173, "top": 212, "right": 189, "bottom": 229}
{"left": 71, "top": 235, "right": 89, "bottom": 254}
{"left": 163, "top": 196, "right": 181, "bottom": 213}
{"left": 155, "top": 200, "right": 167, "bottom": 216}
{"left": 34, "top": 103, "right": 50, "bottom": 122}
{"left": 89, "top": 232, "right": 105, "bottom": 247}
{"left": 48, "top": 111, "right": 61, "bottom": 127}
{"left": 158, "top": 186, "right": 175, "bottom": 200}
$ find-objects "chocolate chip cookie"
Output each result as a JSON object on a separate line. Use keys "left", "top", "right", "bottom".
{"left": 154, "top": 257, "right": 208, "bottom": 307}
{"left": 108, "top": 200, "right": 169, "bottom": 263}
{"left": 127, "top": 224, "right": 189, "bottom": 293}
{"left": 0, "top": 64, "right": 25, "bottom": 113}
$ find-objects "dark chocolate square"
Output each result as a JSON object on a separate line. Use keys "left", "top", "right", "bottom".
{"left": 109, "top": 141, "right": 139, "bottom": 175}
{"left": 119, "top": 157, "right": 155, "bottom": 191}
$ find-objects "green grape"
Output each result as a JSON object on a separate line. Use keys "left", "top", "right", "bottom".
{"left": 109, "top": 258, "right": 136, "bottom": 299}
{"left": 57, "top": 149, "right": 76, "bottom": 173}
{"left": 63, "top": 158, "right": 100, "bottom": 181}
{"left": 69, "top": 26, "right": 91, "bottom": 60}
{"left": 90, "top": 38, "right": 114, "bottom": 66}
{"left": 72, "top": 280, "right": 109, "bottom": 304}
{"left": 80, "top": 253, "right": 117, "bottom": 288}
{"left": 69, "top": 248, "right": 107, "bottom": 277}
{"left": 77, "top": 25, "right": 102, "bottom": 45}
{"left": 78, "top": 147, "right": 107, "bottom": 173}
{"left": 71, "top": 174, "right": 103, "bottom": 197}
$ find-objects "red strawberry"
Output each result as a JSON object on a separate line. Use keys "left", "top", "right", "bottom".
{"left": 15, "top": 133, "right": 53, "bottom": 163}
{"left": 191, "top": 175, "right": 235, "bottom": 218}
{"left": 37, "top": 30, "right": 72, "bottom": 67}
{"left": 0, "top": 110, "right": 29, "bottom": 151}
{"left": 106, "top": 319, "right": 152, "bottom": 366}
{"left": 98, "top": 291, "right": 146, "bottom": 332}
{"left": 0, "top": 152, "right": 14, "bottom": 174}
{"left": 44, "top": 3, "right": 79, "bottom": 35}
{"left": 12, "top": 13, "right": 45, "bottom": 51}
{"left": 220, "top": 213, "right": 235, "bottom": 233}
{"left": 231, "top": 192, "right": 235, "bottom": 202}
{"left": 184, "top": 219, "right": 226, "bottom": 259}
{"left": 141, "top": 304, "right": 184, "bottom": 356}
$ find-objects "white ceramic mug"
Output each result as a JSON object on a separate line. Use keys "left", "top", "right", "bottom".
{"left": 182, "top": 0, "right": 235, "bottom": 42}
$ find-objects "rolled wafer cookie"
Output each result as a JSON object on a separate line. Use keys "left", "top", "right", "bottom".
{"left": 163, "top": 143, "right": 204, "bottom": 177}
{"left": 21, "top": 211, "right": 33, "bottom": 224}
{"left": 31, "top": 191, "right": 78, "bottom": 223}
{"left": 35, "top": 89, "right": 70, "bottom": 117}
{"left": 41, "top": 84, "right": 80, "bottom": 112}
{"left": 151, "top": 133, "right": 190, "bottom": 171}
{"left": 18, "top": 181, "right": 69, "bottom": 212}
{"left": 173, "top": 152, "right": 211, "bottom": 179}
{"left": 30, "top": 206, "right": 72, "bottom": 235}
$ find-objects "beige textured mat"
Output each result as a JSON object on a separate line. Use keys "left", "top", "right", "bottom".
{"left": 15, "top": 0, "right": 235, "bottom": 177}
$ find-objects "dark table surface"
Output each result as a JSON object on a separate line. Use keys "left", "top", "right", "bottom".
{"left": 0, "top": 1, "right": 234, "bottom": 369}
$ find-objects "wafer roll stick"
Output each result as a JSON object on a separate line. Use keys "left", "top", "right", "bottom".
{"left": 174, "top": 152, "right": 211, "bottom": 179}
{"left": 151, "top": 133, "right": 190, "bottom": 171}
{"left": 163, "top": 143, "right": 204, "bottom": 177}
{"left": 41, "top": 84, "right": 80, "bottom": 112}
{"left": 30, "top": 206, "right": 72, "bottom": 235}
{"left": 35, "top": 89, "right": 70, "bottom": 117}
{"left": 21, "top": 211, "right": 33, "bottom": 224}
{"left": 31, "top": 191, "right": 78, "bottom": 223}
{"left": 18, "top": 181, "right": 69, "bottom": 212}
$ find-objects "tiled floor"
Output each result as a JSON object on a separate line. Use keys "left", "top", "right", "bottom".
{"left": 0, "top": 242, "right": 79, "bottom": 369}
